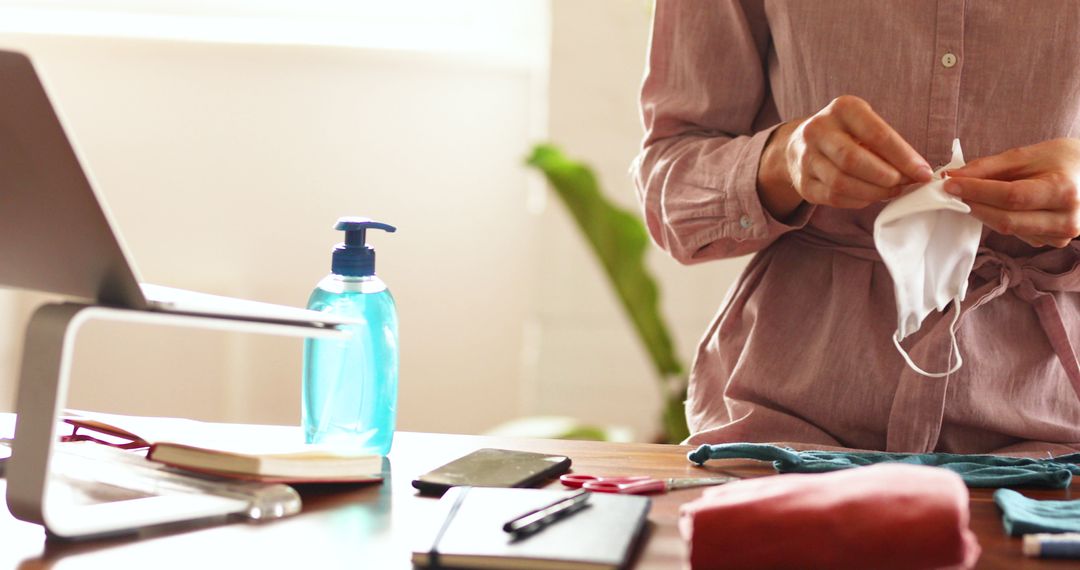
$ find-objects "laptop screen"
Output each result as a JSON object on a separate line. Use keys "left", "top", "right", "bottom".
{"left": 0, "top": 50, "right": 145, "bottom": 307}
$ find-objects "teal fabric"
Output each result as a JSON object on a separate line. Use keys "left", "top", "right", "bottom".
{"left": 994, "top": 488, "right": 1080, "bottom": 535}
{"left": 688, "top": 443, "right": 1080, "bottom": 489}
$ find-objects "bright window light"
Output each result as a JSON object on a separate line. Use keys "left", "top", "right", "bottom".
{"left": 0, "top": 0, "right": 549, "bottom": 66}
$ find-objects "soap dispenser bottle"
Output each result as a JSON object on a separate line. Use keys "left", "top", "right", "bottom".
{"left": 303, "top": 217, "right": 398, "bottom": 455}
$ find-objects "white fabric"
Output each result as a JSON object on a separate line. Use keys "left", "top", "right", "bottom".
{"left": 873, "top": 139, "right": 983, "bottom": 377}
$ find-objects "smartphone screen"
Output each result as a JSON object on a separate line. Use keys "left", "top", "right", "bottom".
{"left": 411, "top": 448, "right": 572, "bottom": 496}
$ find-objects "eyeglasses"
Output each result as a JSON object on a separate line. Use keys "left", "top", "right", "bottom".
{"left": 61, "top": 419, "right": 149, "bottom": 451}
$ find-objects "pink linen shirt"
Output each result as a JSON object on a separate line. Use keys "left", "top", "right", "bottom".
{"left": 634, "top": 1, "right": 1080, "bottom": 454}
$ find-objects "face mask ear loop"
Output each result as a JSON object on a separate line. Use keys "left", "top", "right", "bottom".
{"left": 892, "top": 298, "right": 964, "bottom": 378}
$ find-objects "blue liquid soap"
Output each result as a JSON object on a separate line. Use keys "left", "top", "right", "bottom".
{"left": 303, "top": 218, "right": 398, "bottom": 455}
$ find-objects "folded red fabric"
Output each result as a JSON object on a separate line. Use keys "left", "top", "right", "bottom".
{"left": 678, "top": 464, "right": 980, "bottom": 569}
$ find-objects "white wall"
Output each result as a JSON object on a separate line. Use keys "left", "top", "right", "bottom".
{"left": 0, "top": 293, "right": 15, "bottom": 396}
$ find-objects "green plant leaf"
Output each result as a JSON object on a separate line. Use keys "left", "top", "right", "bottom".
{"left": 525, "top": 143, "right": 684, "bottom": 381}
{"left": 663, "top": 387, "right": 691, "bottom": 443}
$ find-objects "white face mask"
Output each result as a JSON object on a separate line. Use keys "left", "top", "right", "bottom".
{"left": 873, "top": 139, "right": 982, "bottom": 377}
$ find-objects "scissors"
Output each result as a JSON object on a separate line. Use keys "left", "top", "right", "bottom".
{"left": 559, "top": 473, "right": 737, "bottom": 494}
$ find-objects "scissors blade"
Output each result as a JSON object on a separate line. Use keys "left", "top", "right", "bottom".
{"left": 665, "top": 476, "right": 738, "bottom": 491}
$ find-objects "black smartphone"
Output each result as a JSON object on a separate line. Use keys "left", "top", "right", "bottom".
{"left": 411, "top": 448, "right": 572, "bottom": 496}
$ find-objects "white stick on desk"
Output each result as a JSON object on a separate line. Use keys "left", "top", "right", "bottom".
{"left": 5, "top": 302, "right": 346, "bottom": 539}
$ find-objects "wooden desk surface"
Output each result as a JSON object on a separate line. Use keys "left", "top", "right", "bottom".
{"left": 1, "top": 431, "right": 1074, "bottom": 569}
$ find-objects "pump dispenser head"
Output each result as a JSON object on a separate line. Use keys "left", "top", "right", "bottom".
{"left": 331, "top": 217, "right": 396, "bottom": 277}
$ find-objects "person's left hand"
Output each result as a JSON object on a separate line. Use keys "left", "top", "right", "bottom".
{"left": 944, "top": 138, "right": 1080, "bottom": 248}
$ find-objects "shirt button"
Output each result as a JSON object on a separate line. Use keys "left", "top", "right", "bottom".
{"left": 941, "top": 52, "right": 957, "bottom": 68}
{"left": 739, "top": 215, "right": 753, "bottom": 229}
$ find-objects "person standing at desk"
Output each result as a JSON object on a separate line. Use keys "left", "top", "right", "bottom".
{"left": 633, "top": 1, "right": 1080, "bottom": 454}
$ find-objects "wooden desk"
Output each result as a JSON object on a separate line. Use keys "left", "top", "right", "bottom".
{"left": 1, "top": 432, "right": 1073, "bottom": 569}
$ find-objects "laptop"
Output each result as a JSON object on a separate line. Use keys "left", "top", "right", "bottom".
{"left": 1, "top": 49, "right": 357, "bottom": 538}
{"left": 0, "top": 49, "right": 352, "bottom": 327}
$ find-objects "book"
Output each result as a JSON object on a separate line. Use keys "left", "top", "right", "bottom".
{"left": 412, "top": 487, "right": 651, "bottom": 570}
{"left": 63, "top": 410, "right": 383, "bottom": 484}
{"left": 145, "top": 442, "right": 384, "bottom": 484}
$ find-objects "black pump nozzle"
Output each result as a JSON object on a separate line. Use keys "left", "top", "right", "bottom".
{"left": 332, "top": 217, "right": 396, "bottom": 277}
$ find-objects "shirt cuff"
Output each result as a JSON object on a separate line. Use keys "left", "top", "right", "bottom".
{"left": 723, "top": 123, "right": 816, "bottom": 241}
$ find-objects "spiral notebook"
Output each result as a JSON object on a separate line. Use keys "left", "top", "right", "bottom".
{"left": 412, "top": 487, "right": 651, "bottom": 570}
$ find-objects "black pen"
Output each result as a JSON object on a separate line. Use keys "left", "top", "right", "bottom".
{"left": 502, "top": 490, "right": 591, "bottom": 536}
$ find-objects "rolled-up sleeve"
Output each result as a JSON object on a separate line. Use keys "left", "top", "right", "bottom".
{"left": 633, "top": 0, "right": 814, "bottom": 264}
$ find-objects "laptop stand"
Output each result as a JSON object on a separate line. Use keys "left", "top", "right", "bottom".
{"left": 5, "top": 302, "right": 346, "bottom": 539}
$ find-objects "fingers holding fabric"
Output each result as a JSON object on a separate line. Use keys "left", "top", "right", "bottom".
{"left": 800, "top": 177, "right": 872, "bottom": 209}
{"left": 947, "top": 145, "right": 1033, "bottom": 180}
{"left": 777, "top": 95, "right": 931, "bottom": 210}
{"left": 964, "top": 202, "right": 1080, "bottom": 247}
{"left": 944, "top": 177, "right": 1070, "bottom": 211}
{"left": 804, "top": 151, "right": 896, "bottom": 206}
{"left": 831, "top": 95, "right": 934, "bottom": 183}
{"left": 945, "top": 140, "right": 1076, "bottom": 181}
{"left": 815, "top": 128, "right": 907, "bottom": 189}
{"left": 945, "top": 138, "right": 1080, "bottom": 248}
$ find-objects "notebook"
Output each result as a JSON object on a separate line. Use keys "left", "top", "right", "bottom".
{"left": 412, "top": 487, "right": 651, "bottom": 570}
{"left": 0, "top": 49, "right": 355, "bottom": 327}
{"left": 146, "top": 443, "right": 383, "bottom": 483}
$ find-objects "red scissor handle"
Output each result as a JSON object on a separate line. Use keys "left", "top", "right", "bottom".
{"left": 560, "top": 474, "right": 649, "bottom": 488}
{"left": 559, "top": 474, "right": 665, "bottom": 494}
{"left": 583, "top": 478, "right": 666, "bottom": 494}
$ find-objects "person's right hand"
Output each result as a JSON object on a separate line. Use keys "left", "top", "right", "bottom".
{"left": 757, "top": 95, "right": 934, "bottom": 218}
